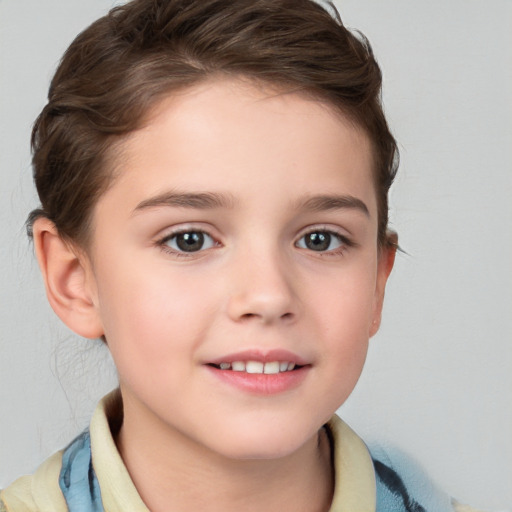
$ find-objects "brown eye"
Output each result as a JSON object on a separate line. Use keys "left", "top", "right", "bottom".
{"left": 164, "top": 231, "right": 215, "bottom": 253}
{"left": 296, "top": 231, "right": 345, "bottom": 252}
{"left": 304, "top": 232, "right": 331, "bottom": 251}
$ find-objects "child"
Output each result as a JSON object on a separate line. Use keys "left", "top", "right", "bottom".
{"left": 0, "top": 0, "right": 482, "bottom": 510}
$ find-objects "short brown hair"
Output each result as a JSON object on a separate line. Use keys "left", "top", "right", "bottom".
{"left": 28, "top": 0, "right": 398, "bottom": 247}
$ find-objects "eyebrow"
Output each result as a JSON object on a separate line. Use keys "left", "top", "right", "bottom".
{"left": 295, "top": 194, "right": 370, "bottom": 216}
{"left": 133, "top": 190, "right": 369, "bottom": 217}
{"left": 133, "top": 191, "right": 236, "bottom": 213}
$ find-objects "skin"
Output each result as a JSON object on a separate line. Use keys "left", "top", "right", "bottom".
{"left": 34, "top": 79, "right": 395, "bottom": 512}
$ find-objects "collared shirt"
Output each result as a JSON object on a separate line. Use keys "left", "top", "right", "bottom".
{"left": 1, "top": 390, "right": 477, "bottom": 512}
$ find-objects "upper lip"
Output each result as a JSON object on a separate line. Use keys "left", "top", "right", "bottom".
{"left": 206, "top": 349, "right": 309, "bottom": 366}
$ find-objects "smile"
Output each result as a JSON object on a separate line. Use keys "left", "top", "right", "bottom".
{"left": 206, "top": 359, "right": 309, "bottom": 395}
{"left": 210, "top": 361, "right": 298, "bottom": 374}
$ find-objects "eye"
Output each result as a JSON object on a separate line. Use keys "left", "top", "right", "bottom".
{"left": 296, "top": 230, "right": 348, "bottom": 252}
{"left": 163, "top": 231, "right": 216, "bottom": 253}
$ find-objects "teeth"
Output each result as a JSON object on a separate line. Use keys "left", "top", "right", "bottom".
{"left": 264, "top": 361, "right": 280, "bottom": 374}
{"left": 246, "top": 361, "right": 264, "bottom": 374}
{"left": 232, "top": 361, "right": 245, "bottom": 372}
{"left": 217, "top": 360, "right": 298, "bottom": 373}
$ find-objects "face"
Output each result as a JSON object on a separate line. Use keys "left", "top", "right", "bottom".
{"left": 83, "top": 79, "right": 392, "bottom": 460}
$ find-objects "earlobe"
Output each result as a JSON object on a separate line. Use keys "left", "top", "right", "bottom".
{"left": 32, "top": 218, "right": 104, "bottom": 339}
{"left": 369, "top": 233, "right": 398, "bottom": 337}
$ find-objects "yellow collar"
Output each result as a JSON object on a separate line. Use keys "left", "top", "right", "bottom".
{"left": 91, "top": 390, "right": 376, "bottom": 512}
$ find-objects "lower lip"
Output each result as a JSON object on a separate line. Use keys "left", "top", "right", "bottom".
{"left": 206, "top": 366, "right": 309, "bottom": 395}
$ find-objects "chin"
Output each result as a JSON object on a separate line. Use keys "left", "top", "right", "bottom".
{"left": 208, "top": 422, "right": 320, "bottom": 461}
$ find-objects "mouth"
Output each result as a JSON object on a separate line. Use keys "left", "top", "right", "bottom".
{"left": 205, "top": 350, "right": 310, "bottom": 394}
{"left": 206, "top": 359, "right": 309, "bottom": 395}
{"left": 207, "top": 361, "right": 302, "bottom": 374}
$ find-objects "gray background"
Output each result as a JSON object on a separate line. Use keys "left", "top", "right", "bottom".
{"left": 0, "top": 1, "right": 511, "bottom": 509}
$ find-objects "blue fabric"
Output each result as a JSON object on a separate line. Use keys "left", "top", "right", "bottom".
{"left": 59, "top": 430, "right": 104, "bottom": 512}
{"left": 58, "top": 429, "right": 455, "bottom": 512}
{"left": 369, "top": 443, "right": 455, "bottom": 512}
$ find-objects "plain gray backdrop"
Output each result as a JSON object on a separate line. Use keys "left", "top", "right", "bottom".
{"left": 1, "top": 1, "right": 511, "bottom": 510}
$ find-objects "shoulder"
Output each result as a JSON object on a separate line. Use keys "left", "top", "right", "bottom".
{"left": 1, "top": 429, "right": 101, "bottom": 512}
{"left": 0, "top": 450, "right": 67, "bottom": 512}
{"left": 368, "top": 442, "right": 485, "bottom": 512}
{"left": 327, "top": 415, "right": 484, "bottom": 512}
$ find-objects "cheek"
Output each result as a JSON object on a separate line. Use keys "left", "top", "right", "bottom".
{"left": 306, "top": 261, "right": 376, "bottom": 393}
{"left": 309, "top": 260, "right": 378, "bottom": 331}
{"left": 95, "top": 262, "right": 219, "bottom": 366}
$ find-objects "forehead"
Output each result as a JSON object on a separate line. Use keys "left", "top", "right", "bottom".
{"left": 100, "top": 78, "right": 377, "bottom": 218}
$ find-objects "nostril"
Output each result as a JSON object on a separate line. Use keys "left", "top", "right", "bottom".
{"left": 237, "top": 311, "right": 294, "bottom": 323}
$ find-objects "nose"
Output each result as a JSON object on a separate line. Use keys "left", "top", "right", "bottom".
{"left": 226, "top": 248, "right": 298, "bottom": 325}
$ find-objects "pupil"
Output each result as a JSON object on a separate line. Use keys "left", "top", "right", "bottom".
{"left": 306, "top": 232, "right": 330, "bottom": 251}
{"left": 176, "top": 232, "right": 204, "bottom": 252}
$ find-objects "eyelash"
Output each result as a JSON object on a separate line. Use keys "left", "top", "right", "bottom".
{"left": 295, "top": 228, "right": 355, "bottom": 256}
{"left": 156, "top": 227, "right": 355, "bottom": 258}
{"left": 157, "top": 229, "right": 218, "bottom": 258}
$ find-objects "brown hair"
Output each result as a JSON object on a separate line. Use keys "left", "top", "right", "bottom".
{"left": 28, "top": 0, "right": 398, "bottom": 247}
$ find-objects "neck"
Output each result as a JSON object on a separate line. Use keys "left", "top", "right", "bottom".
{"left": 116, "top": 395, "right": 334, "bottom": 512}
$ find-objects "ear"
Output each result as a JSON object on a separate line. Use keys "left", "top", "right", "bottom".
{"left": 32, "top": 218, "right": 104, "bottom": 339}
{"left": 369, "top": 232, "right": 397, "bottom": 337}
